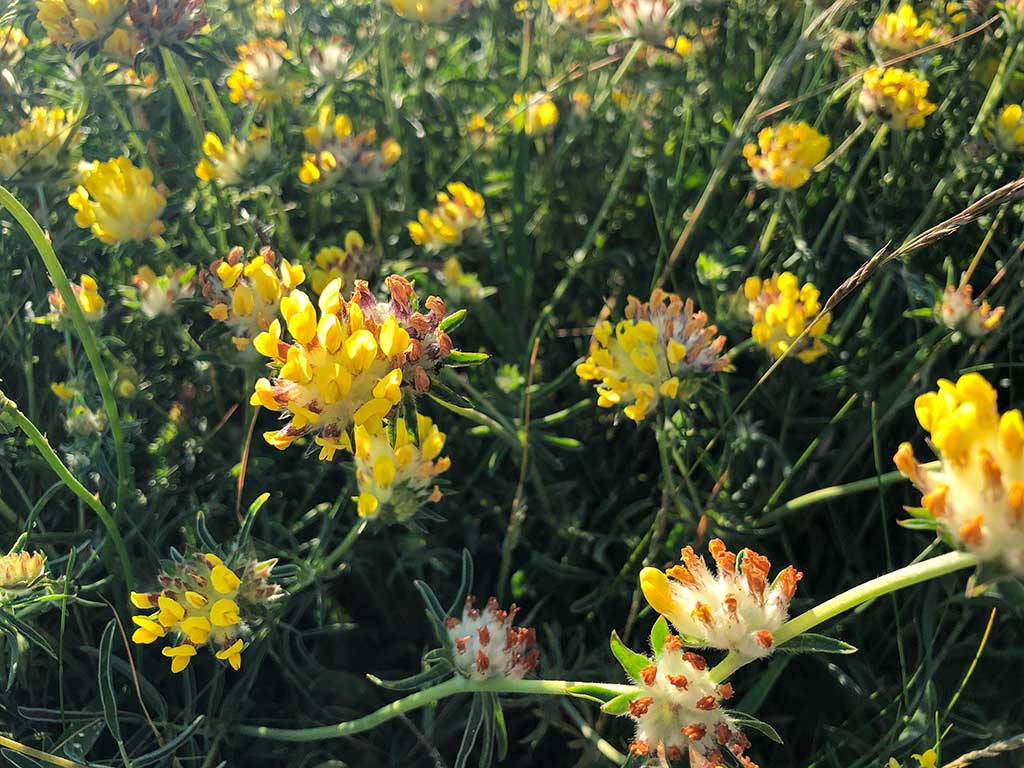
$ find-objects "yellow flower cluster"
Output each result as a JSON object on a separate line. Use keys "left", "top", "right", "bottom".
{"left": 201, "top": 246, "right": 306, "bottom": 351}
{"left": 68, "top": 157, "right": 166, "bottom": 244}
{"left": 388, "top": 0, "right": 465, "bottom": 23}
{"left": 35, "top": 0, "right": 127, "bottom": 46}
{"left": 226, "top": 38, "right": 299, "bottom": 108}
{"left": 860, "top": 66, "right": 937, "bottom": 130}
{"left": 353, "top": 414, "right": 451, "bottom": 521}
{"left": 130, "top": 552, "right": 280, "bottom": 673}
{"left": 507, "top": 92, "right": 559, "bottom": 136}
{"left": 0, "top": 26, "right": 29, "bottom": 66}
{"left": 743, "top": 273, "right": 830, "bottom": 363}
{"left": 936, "top": 284, "right": 1004, "bottom": 337}
{"left": 46, "top": 274, "right": 105, "bottom": 325}
{"left": 195, "top": 128, "right": 270, "bottom": 186}
{"left": 309, "top": 231, "right": 374, "bottom": 295}
{"left": 0, "top": 107, "right": 79, "bottom": 180}
{"left": 895, "top": 373, "right": 1024, "bottom": 573}
{"left": 742, "top": 121, "right": 830, "bottom": 190}
{"left": 548, "top": 0, "right": 611, "bottom": 33}
{"left": 132, "top": 265, "right": 196, "bottom": 319}
{"left": 249, "top": 275, "right": 456, "bottom": 461}
{"left": 408, "top": 182, "right": 486, "bottom": 252}
{"left": 870, "top": 5, "right": 934, "bottom": 56}
{"left": 0, "top": 551, "right": 46, "bottom": 592}
{"left": 298, "top": 107, "right": 402, "bottom": 187}
{"left": 253, "top": 0, "right": 286, "bottom": 33}
{"left": 992, "top": 104, "right": 1024, "bottom": 152}
{"left": 576, "top": 291, "right": 731, "bottom": 423}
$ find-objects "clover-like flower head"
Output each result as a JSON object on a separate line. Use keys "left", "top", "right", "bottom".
{"left": 445, "top": 597, "right": 539, "bottom": 680}
{"left": 68, "top": 157, "right": 167, "bottom": 244}
{"left": 743, "top": 272, "right": 830, "bottom": 363}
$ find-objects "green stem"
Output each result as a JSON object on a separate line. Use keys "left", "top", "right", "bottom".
{"left": 0, "top": 391, "right": 132, "bottom": 587}
{"left": 708, "top": 550, "right": 979, "bottom": 682}
{"left": 161, "top": 48, "right": 205, "bottom": 150}
{"left": 0, "top": 185, "right": 131, "bottom": 517}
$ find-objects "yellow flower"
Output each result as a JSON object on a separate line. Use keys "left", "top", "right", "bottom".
{"left": 298, "top": 106, "right": 401, "bottom": 187}
{"left": 131, "top": 552, "right": 280, "bottom": 673}
{"left": 353, "top": 414, "right": 451, "bottom": 523}
{"left": 870, "top": 5, "right": 934, "bottom": 57}
{"left": 226, "top": 38, "right": 299, "bottom": 108}
{"left": 0, "top": 26, "right": 29, "bottom": 66}
{"left": 131, "top": 265, "right": 196, "bottom": 319}
{"left": 743, "top": 273, "right": 831, "bottom": 363}
{"left": 195, "top": 128, "right": 270, "bottom": 186}
{"left": 466, "top": 113, "right": 496, "bottom": 149}
{"left": 102, "top": 26, "right": 143, "bottom": 65}
{"left": 640, "top": 539, "right": 802, "bottom": 658}
{"left": 548, "top": 0, "right": 612, "bottom": 33}
{"left": 46, "top": 273, "right": 106, "bottom": 325}
{"left": 0, "top": 106, "right": 80, "bottom": 180}
{"left": 250, "top": 275, "right": 458, "bottom": 459}
{"left": 309, "top": 231, "right": 374, "bottom": 294}
{"left": 577, "top": 291, "right": 731, "bottom": 424}
{"left": 408, "top": 182, "right": 485, "bottom": 252}
{"left": 895, "top": 373, "right": 1024, "bottom": 572}
{"left": 50, "top": 382, "right": 77, "bottom": 400}
{"left": 388, "top": 0, "right": 465, "bottom": 23}
{"left": 936, "top": 283, "right": 1003, "bottom": 337}
{"left": 506, "top": 92, "right": 559, "bottom": 136}
{"left": 0, "top": 550, "right": 46, "bottom": 591}
{"left": 68, "top": 157, "right": 166, "bottom": 244}
{"left": 912, "top": 750, "right": 938, "bottom": 768}
{"left": 35, "top": 0, "right": 127, "bottom": 46}
{"left": 201, "top": 246, "right": 305, "bottom": 350}
{"left": 992, "top": 104, "right": 1024, "bottom": 152}
{"left": 860, "top": 66, "right": 937, "bottom": 130}
{"left": 742, "top": 121, "right": 829, "bottom": 190}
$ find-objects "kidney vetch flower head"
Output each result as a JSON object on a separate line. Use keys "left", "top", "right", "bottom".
{"left": 35, "top": 0, "right": 127, "bottom": 46}
{"left": 548, "top": 0, "right": 612, "bottom": 33}
{"left": 226, "top": 38, "right": 300, "bottom": 108}
{"left": 201, "top": 246, "right": 306, "bottom": 351}
{"left": 249, "top": 275, "right": 459, "bottom": 460}
{"left": 408, "top": 182, "right": 485, "bottom": 252}
{"left": 388, "top": 0, "right": 469, "bottom": 23}
{"left": 936, "top": 283, "right": 1003, "bottom": 337}
{"left": 298, "top": 106, "right": 402, "bottom": 187}
{"left": 445, "top": 596, "right": 539, "bottom": 680}
{"left": 640, "top": 539, "right": 802, "bottom": 658}
{"left": 992, "top": 104, "right": 1024, "bottom": 152}
{"left": 0, "top": 107, "right": 80, "bottom": 181}
{"left": 0, "top": 26, "right": 29, "bottom": 67}
{"left": 613, "top": 0, "right": 676, "bottom": 46}
{"left": 870, "top": 5, "right": 934, "bottom": 57}
{"left": 506, "top": 92, "right": 559, "bottom": 136}
{"left": 309, "top": 231, "right": 375, "bottom": 295}
{"left": 132, "top": 265, "right": 196, "bottom": 319}
{"left": 130, "top": 552, "right": 280, "bottom": 673}
{"left": 195, "top": 128, "right": 271, "bottom": 187}
{"left": 126, "top": 0, "right": 209, "bottom": 48}
{"left": 860, "top": 66, "right": 937, "bottom": 130}
{"left": 895, "top": 373, "right": 1024, "bottom": 573}
{"left": 0, "top": 550, "right": 46, "bottom": 596}
{"left": 352, "top": 414, "right": 451, "bottom": 520}
{"left": 743, "top": 121, "right": 830, "bottom": 190}
{"left": 743, "top": 272, "right": 831, "bottom": 363}
{"left": 576, "top": 290, "right": 731, "bottom": 424}
{"left": 44, "top": 273, "right": 105, "bottom": 327}
{"left": 68, "top": 157, "right": 166, "bottom": 244}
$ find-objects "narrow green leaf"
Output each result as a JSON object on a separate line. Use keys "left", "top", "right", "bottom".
{"left": 439, "top": 308, "right": 467, "bottom": 332}
{"left": 366, "top": 664, "right": 451, "bottom": 691}
{"left": 610, "top": 630, "right": 650, "bottom": 681}
{"left": 650, "top": 617, "right": 669, "bottom": 660}
{"left": 448, "top": 549, "right": 474, "bottom": 615}
{"left": 727, "top": 711, "right": 783, "bottom": 744}
{"left": 97, "top": 621, "right": 121, "bottom": 741}
{"left": 1, "top": 749, "right": 46, "bottom": 767}
{"left": 493, "top": 696, "right": 509, "bottom": 760}
{"left": 454, "top": 694, "right": 484, "bottom": 768}
{"left": 565, "top": 683, "right": 622, "bottom": 703}
{"left": 0, "top": 613, "right": 56, "bottom": 660}
{"left": 600, "top": 692, "right": 642, "bottom": 715}
{"left": 777, "top": 633, "right": 858, "bottom": 655}
{"left": 445, "top": 351, "right": 490, "bottom": 367}
{"left": 132, "top": 715, "right": 205, "bottom": 767}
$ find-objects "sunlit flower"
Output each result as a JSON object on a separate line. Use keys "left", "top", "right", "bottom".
{"left": 446, "top": 597, "right": 539, "bottom": 680}
{"left": 68, "top": 157, "right": 166, "bottom": 244}
{"left": 936, "top": 284, "right": 1003, "bottom": 337}
{"left": 860, "top": 66, "right": 937, "bottom": 130}
{"left": 132, "top": 265, "right": 196, "bottom": 318}
{"left": 200, "top": 246, "right": 305, "bottom": 351}
{"left": 309, "top": 231, "right": 374, "bottom": 295}
{"left": 619, "top": 636, "right": 757, "bottom": 766}
{"left": 35, "top": 0, "right": 127, "bottom": 46}
{"left": 194, "top": 128, "right": 270, "bottom": 186}
{"left": 0, "top": 27, "right": 29, "bottom": 67}
{"left": 408, "top": 182, "right": 485, "bottom": 252}
{"left": 613, "top": 0, "right": 675, "bottom": 45}
{"left": 870, "top": 5, "right": 934, "bottom": 57}
{"left": 548, "top": 0, "right": 611, "bottom": 33}
{"left": 895, "top": 373, "right": 1024, "bottom": 573}
{"left": 440, "top": 257, "right": 488, "bottom": 304}
{"left": 130, "top": 552, "right": 280, "bottom": 673}
{"left": 249, "top": 275, "right": 458, "bottom": 458}
{"left": 992, "top": 104, "right": 1024, "bottom": 152}
{"left": 506, "top": 92, "right": 559, "bottom": 136}
{"left": 46, "top": 274, "right": 106, "bottom": 326}
{"left": 352, "top": 414, "right": 451, "bottom": 520}
{"left": 0, "top": 551, "right": 46, "bottom": 592}
{"left": 101, "top": 26, "right": 143, "bottom": 65}
{"left": 51, "top": 381, "right": 77, "bottom": 400}
{"left": 298, "top": 106, "right": 401, "bottom": 187}
{"left": 67, "top": 404, "right": 108, "bottom": 437}
{"left": 253, "top": 0, "right": 285, "bottom": 33}
{"left": 743, "top": 273, "right": 830, "bottom": 363}
{"left": 640, "top": 539, "right": 802, "bottom": 658}
{"left": 226, "top": 38, "right": 299, "bottom": 108}
{"left": 308, "top": 36, "right": 354, "bottom": 84}
{"left": 104, "top": 63, "right": 160, "bottom": 98}
{"left": 743, "top": 121, "right": 829, "bottom": 190}
{"left": 576, "top": 290, "right": 731, "bottom": 424}
{"left": 571, "top": 88, "right": 591, "bottom": 116}
{"left": 388, "top": 0, "right": 467, "bottom": 23}
{"left": 0, "top": 106, "right": 80, "bottom": 180}
{"left": 466, "top": 113, "right": 496, "bottom": 150}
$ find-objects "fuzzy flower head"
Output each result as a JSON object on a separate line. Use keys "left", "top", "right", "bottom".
{"left": 249, "top": 275, "right": 457, "bottom": 460}
{"left": 743, "top": 273, "right": 830, "bottom": 363}
{"left": 743, "top": 122, "right": 829, "bottom": 190}
{"left": 388, "top": 0, "right": 468, "bottom": 23}
{"left": 936, "top": 284, "right": 1003, "bottom": 337}
{"left": 130, "top": 552, "right": 280, "bottom": 673}
{"left": 126, "top": 0, "right": 208, "bottom": 47}
{"left": 860, "top": 66, "right": 937, "bottom": 130}
{"left": 226, "top": 38, "right": 299, "bottom": 108}
{"left": 0, "top": 27, "right": 29, "bottom": 66}
{"left": 46, "top": 274, "right": 105, "bottom": 327}
{"left": 35, "top": 0, "right": 127, "bottom": 46}
{"left": 408, "top": 182, "right": 485, "bottom": 252}
{"left": 310, "top": 231, "right": 374, "bottom": 295}
{"left": 548, "top": 0, "right": 612, "bottom": 33}
{"left": 0, "top": 106, "right": 80, "bottom": 180}
{"left": 613, "top": 0, "right": 675, "bottom": 45}
{"left": 870, "top": 5, "right": 934, "bottom": 57}
{"left": 640, "top": 540, "right": 802, "bottom": 659}
{"left": 445, "top": 597, "right": 539, "bottom": 680}
{"left": 68, "top": 158, "right": 166, "bottom": 244}
{"left": 308, "top": 36, "right": 354, "bottom": 84}
{"left": 195, "top": 128, "right": 270, "bottom": 186}
{"left": 623, "top": 638, "right": 756, "bottom": 766}
{"left": 352, "top": 414, "right": 451, "bottom": 520}
{"left": 298, "top": 106, "right": 401, "bottom": 187}
{"left": 132, "top": 265, "right": 195, "bottom": 318}
{"left": 577, "top": 291, "right": 731, "bottom": 424}
{"left": 992, "top": 104, "right": 1024, "bottom": 152}
{"left": 67, "top": 404, "right": 108, "bottom": 437}
{"left": 506, "top": 92, "right": 559, "bottom": 136}
{"left": 201, "top": 246, "right": 306, "bottom": 351}
{"left": 895, "top": 373, "right": 1024, "bottom": 572}
{"left": 0, "top": 551, "right": 46, "bottom": 594}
